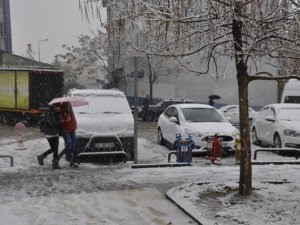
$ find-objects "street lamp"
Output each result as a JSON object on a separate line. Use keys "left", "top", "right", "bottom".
{"left": 38, "top": 38, "right": 48, "bottom": 62}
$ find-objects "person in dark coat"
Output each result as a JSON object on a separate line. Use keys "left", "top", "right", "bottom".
{"left": 143, "top": 95, "right": 150, "bottom": 122}
{"left": 60, "top": 101, "right": 78, "bottom": 168}
{"left": 37, "top": 103, "right": 62, "bottom": 169}
{"left": 208, "top": 97, "right": 215, "bottom": 106}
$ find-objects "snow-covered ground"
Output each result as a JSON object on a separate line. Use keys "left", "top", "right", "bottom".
{"left": 0, "top": 125, "right": 299, "bottom": 225}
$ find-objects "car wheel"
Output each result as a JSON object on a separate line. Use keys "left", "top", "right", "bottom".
{"left": 273, "top": 134, "right": 282, "bottom": 148}
{"left": 252, "top": 127, "right": 262, "bottom": 146}
{"left": 249, "top": 118, "right": 253, "bottom": 127}
{"left": 158, "top": 128, "right": 164, "bottom": 145}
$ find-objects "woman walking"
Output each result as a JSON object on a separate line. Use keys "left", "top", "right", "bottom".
{"left": 60, "top": 101, "right": 78, "bottom": 168}
{"left": 37, "top": 103, "right": 62, "bottom": 169}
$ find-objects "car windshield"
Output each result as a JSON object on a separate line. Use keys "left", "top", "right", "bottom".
{"left": 181, "top": 108, "right": 225, "bottom": 122}
{"left": 72, "top": 93, "right": 131, "bottom": 114}
{"left": 278, "top": 108, "right": 300, "bottom": 121}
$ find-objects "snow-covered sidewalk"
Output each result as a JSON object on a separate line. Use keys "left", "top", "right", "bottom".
{"left": 167, "top": 170, "right": 300, "bottom": 225}
{"left": 0, "top": 187, "right": 196, "bottom": 225}
{"left": 1, "top": 135, "right": 300, "bottom": 225}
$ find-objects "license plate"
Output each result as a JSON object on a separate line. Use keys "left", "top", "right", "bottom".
{"left": 222, "top": 142, "right": 229, "bottom": 147}
{"left": 94, "top": 143, "right": 115, "bottom": 149}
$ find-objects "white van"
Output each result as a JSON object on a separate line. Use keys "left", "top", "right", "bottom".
{"left": 68, "top": 89, "right": 134, "bottom": 161}
{"left": 281, "top": 79, "right": 300, "bottom": 103}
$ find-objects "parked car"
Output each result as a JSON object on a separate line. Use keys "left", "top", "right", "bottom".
{"left": 281, "top": 79, "right": 300, "bottom": 103}
{"left": 148, "top": 98, "right": 194, "bottom": 122}
{"left": 68, "top": 89, "right": 134, "bottom": 161}
{"left": 157, "top": 104, "right": 238, "bottom": 155}
{"left": 218, "top": 104, "right": 257, "bottom": 127}
{"left": 252, "top": 103, "right": 300, "bottom": 151}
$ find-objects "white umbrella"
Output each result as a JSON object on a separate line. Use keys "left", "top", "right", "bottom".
{"left": 48, "top": 96, "right": 88, "bottom": 107}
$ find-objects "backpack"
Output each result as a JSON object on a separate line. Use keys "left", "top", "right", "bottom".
{"left": 40, "top": 107, "right": 60, "bottom": 135}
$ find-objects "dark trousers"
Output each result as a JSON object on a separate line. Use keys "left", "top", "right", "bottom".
{"left": 63, "top": 132, "right": 76, "bottom": 161}
{"left": 57, "top": 148, "right": 70, "bottom": 161}
{"left": 42, "top": 136, "right": 59, "bottom": 160}
{"left": 143, "top": 108, "right": 148, "bottom": 121}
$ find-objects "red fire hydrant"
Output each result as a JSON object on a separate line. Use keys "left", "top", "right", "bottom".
{"left": 206, "top": 133, "right": 222, "bottom": 164}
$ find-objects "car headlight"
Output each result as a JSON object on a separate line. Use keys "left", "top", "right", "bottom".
{"left": 284, "top": 129, "right": 300, "bottom": 137}
{"left": 185, "top": 128, "right": 202, "bottom": 137}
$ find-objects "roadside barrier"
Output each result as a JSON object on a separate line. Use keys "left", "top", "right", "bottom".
{"left": 253, "top": 148, "right": 300, "bottom": 160}
{"left": 0, "top": 155, "right": 13, "bottom": 167}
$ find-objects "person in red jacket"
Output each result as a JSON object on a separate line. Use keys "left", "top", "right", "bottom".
{"left": 60, "top": 101, "right": 78, "bottom": 168}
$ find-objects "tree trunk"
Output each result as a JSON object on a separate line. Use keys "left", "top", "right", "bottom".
{"left": 237, "top": 74, "right": 252, "bottom": 196}
{"left": 147, "top": 55, "right": 154, "bottom": 104}
{"left": 233, "top": 3, "right": 252, "bottom": 196}
{"left": 149, "top": 81, "right": 153, "bottom": 104}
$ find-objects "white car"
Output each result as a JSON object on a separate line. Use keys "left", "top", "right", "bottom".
{"left": 218, "top": 104, "right": 257, "bottom": 126}
{"left": 157, "top": 104, "right": 238, "bottom": 155}
{"left": 252, "top": 103, "right": 300, "bottom": 149}
{"left": 69, "top": 89, "right": 134, "bottom": 161}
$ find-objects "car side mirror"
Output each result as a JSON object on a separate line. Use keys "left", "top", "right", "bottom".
{"left": 265, "top": 116, "right": 275, "bottom": 122}
{"left": 169, "top": 117, "right": 178, "bottom": 123}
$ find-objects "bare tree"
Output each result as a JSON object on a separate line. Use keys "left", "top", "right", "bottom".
{"left": 82, "top": 0, "right": 300, "bottom": 196}
{"left": 53, "top": 59, "right": 86, "bottom": 93}
{"left": 145, "top": 54, "right": 181, "bottom": 103}
{"left": 56, "top": 30, "right": 106, "bottom": 74}
{"left": 55, "top": 29, "right": 127, "bottom": 88}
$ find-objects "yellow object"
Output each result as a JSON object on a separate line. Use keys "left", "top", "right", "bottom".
{"left": 16, "top": 71, "right": 29, "bottom": 109}
{"left": 233, "top": 131, "right": 241, "bottom": 164}
{"left": 235, "top": 139, "right": 241, "bottom": 164}
{"left": 0, "top": 71, "right": 29, "bottom": 109}
{"left": 0, "top": 71, "right": 15, "bottom": 108}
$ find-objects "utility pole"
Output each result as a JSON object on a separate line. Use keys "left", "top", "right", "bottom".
{"left": 133, "top": 56, "right": 138, "bottom": 164}
{"left": 38, "top": 38, "right": 48, "bottom": 62}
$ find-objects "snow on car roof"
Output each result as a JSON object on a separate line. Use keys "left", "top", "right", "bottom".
{"left": 69, "top": 89, "right": 131, "bottom": 114}
{"left": 163, "top": 98, "right": 194, "bottom": 102}
{"left": 176, "top": 103, "right": 213, "bottom": 108}
{"left": 267, "top": 103, "right": 300, "bottom": 109}
{"left": 69, "top": 89, "right": 124, "bottom": 98}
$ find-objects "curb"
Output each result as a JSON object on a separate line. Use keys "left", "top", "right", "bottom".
{"left": 165, "top": 192, "right": 202, "bottom": 225}
{"left": 252, "top": 161, "right": 300, "bottom": 165}
{"left": 131, "top": 162, "right": 191, "bottom": 169}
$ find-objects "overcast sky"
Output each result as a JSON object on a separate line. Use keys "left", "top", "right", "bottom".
{"left": 10, "top": 0, "right": 105, "bottom": 63}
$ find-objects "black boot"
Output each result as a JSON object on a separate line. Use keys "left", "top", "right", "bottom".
{"left": 37, "top": 154, "right": 45, "bottom": 166}
{"left": 70, "top": 156, "right": 79, "bottom": 168}
{"left": 52, "top": 159, "right": 61, "bottom": 170}
{"left": 70, "top": 161, "right": 79, "bottom": 168}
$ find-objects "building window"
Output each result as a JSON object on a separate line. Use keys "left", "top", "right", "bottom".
{"left": 138, "top": 70, "right": 144, "bottom": 78}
